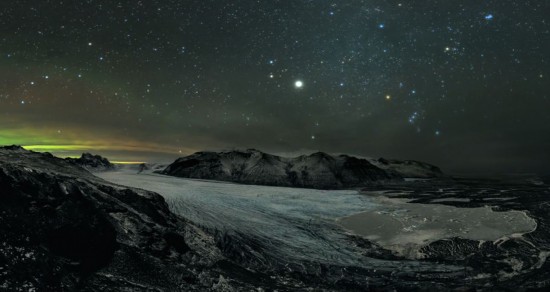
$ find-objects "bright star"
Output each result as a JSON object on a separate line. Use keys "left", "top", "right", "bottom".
{"left": 485, "top": 14, "right": 493, "bottom": 20}
{"left": 295, "top": 80, "right": 304, "bottom": 88}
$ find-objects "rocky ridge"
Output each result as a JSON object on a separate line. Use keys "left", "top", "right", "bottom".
{"left": 160, "top": 149, "right": 407, "bottom": 189}
{"left": 65, "top": 153, "right": 115, "bottom": 171}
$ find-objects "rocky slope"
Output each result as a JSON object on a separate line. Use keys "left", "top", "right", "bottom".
{"left": 160, "top": 149, "right": 403, "bottom": 189}
{"left": 0, "top": 146, "right": 305, "bottom": 291}
{"left": 65, "top": 153, "right": 115, "bottom": 171}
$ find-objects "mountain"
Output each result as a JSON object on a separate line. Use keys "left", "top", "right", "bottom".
{"left": 371, "top": 158, "right": 444, "bottom": 178}
{"left": 160, "top": 149, "right": 404, "bottom": 189}
{"left": 137, "top": 163, "right": 169, "bottom": 173}
{"left": 65, "top": 152, "right": 115, "bottom": 171}
{"left": 0, "top": 146, "right": 288, "bottom": 291}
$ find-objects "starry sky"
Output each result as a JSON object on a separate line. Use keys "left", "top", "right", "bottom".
{"left": 1, "top": 1, "right": 549, "bottom": 173}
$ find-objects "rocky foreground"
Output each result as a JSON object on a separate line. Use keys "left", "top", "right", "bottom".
{"left": 159, "top": 149, "right": 443, "bottom": 189}
{"left": 0, "top": 146, "right": 308, "bottom": 291}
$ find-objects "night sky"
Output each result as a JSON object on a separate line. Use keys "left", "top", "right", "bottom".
{"left": 1, "top": 1, "right": 548, "bottom": 173}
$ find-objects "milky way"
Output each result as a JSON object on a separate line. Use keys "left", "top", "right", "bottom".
{"left": 0, "top": 1, "right": 548, "bottom": 172}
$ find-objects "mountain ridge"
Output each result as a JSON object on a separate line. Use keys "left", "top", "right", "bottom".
{"left": 65, "top": 152, "right": 115, "bottom": 171}
{"left": 159, "top": 149, "right": 443, "bottom": 189}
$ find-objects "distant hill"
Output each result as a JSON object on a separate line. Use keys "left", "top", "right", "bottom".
{"left": 370, "top": 158, "right": 444, "bottom": 179}
{"left": 159, "top": 149, "right": 443, "bottom": 189}
{"left": 65, "top": 153, "right": 115, "bottom": 171}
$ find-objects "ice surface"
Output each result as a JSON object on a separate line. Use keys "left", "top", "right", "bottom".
{"left": 96, "top": 170, "right": 536, "bottom": 270}
{"left": 338, "top": 196, "right": 537, "bottom": 257}
{"left": 97, "top": 170, "right": 381, "bottom": 266}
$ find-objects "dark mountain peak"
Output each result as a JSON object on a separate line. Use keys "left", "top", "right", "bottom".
{"left": 81, "top": 152, "right": 100, "bottom": 159}
{"left": 377, "top": 158, "right": 390, "bottom": 165}
{"left": 188, "top": 151, "right": 218, "bottom": 158}
{"left": 0, "top": 145, "right": 26, "bottom": 151}
{"left": 220, "top": 148, "right": 263, "bottom": 157}
{"left": 375, "top": 158, "right": 444, "bottom": 178}
{"left": 308, "top": 151, "right": 334, "bottom": 160}
{"left": 66, "top": 153, "right": 114, "bottom": 170}
{"left": 342, "top": 155, "right": 373, "bottom": 165}
{"left": 245, "top": 148, "right": 262, "bottom": 153}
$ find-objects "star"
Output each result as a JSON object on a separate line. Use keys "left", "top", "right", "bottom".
{"left": 1, "top": 0, "right": 546, "bottom": 175}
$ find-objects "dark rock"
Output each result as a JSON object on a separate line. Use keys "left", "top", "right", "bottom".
{"left": 0, "top": 145, "right": 25, "bottom": 151}
{"left": 66, "top": 153, "right": 115, "bottom": 171}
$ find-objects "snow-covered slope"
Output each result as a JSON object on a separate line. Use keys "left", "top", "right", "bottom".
{"left": 160, "top": 149, "right": 402, "bottom": 189}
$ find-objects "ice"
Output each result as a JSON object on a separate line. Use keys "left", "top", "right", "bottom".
{"left": 339, "top": 195, "right": 537, "bottom": 257}
{"left": 96, "top": 169, "right": 380, "bottom": 267}
{"left": 96, "top": 169, "right": 533, "bottom": 272}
